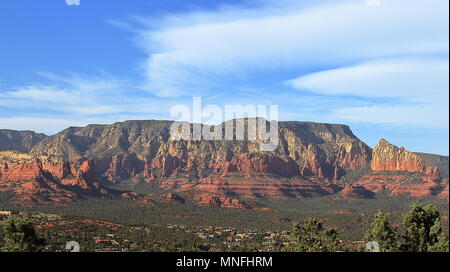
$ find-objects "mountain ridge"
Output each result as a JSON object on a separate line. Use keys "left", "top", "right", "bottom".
{"left": 0, "top": 119, "right": 448, "bottom": 205}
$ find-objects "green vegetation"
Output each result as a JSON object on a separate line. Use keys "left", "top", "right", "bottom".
{"left": 0, "top": 216, "right": 46, "bottom": 252}
{"left": 0, "top": 203, "right": 448, "bottom": 252}
{"left": 362, "top": 204, "right": 449, "bottom": 252}
{"left": 286, "top": 204, "right": 449, "bottom": 252}
{"left": 1, "top": 188, "right": 447, "bottom": 243}
{"left": 288, "top": 218, "right": 344, "bottom": 252}
{"left": 338, "top": 166, "right": 371, "bottom": 185}
{"left": 401, "top": 204, "right": 449, "bottom": 252}
{"left": 0, "top": 185, "right": 448, "bottom": 252}
{"left": 363, "top": 210, "right": 399, "bottom": 252}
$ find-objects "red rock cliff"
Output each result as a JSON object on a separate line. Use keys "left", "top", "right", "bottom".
{"left": 371, "top": 139, "right": 425, "bottom": 172}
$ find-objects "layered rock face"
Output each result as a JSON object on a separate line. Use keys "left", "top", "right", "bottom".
{"left": 29, "top": 120, "right": 371, "bottom": 181}
{"left": 3, "top": 119, "right": 370, "bottom": 200}
{"left": 193, "top": 192, "right": 251, "bottom": 209}
{"left": 158, "top": 176, "right": 337, "bottom": 198}
{"left": 345, "top": 139, "right": 448, "bottom": 198}
{"left": 0, "top": 157, "right": 109, "bottom": 203}
{"left": 371, "top": 139, "right": 425, "bottom": 172}
{"left": 352, "top": 172, "right": 444, "bottom": 197}
{"left": 0, "top": 120, "right": 448, "bottom": 203}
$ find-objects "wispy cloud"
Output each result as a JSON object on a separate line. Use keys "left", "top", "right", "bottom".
{"left": 124, "top": 0, "right": 448, "bottom": 98}
{"left": 286, "top": 58, "right": 448, "bottom": 101}
{"left": 333, "top": 105, "right": 449, "bottom": 128}
{"left": 285, "top": 57, "right": 449, "bottom": 127}
{"left": 0, "top": 72, "right": 176, "bottom": 134}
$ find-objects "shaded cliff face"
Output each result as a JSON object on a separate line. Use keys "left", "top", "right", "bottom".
{"left": 371, "top": 139, "right": 425, "bottom": 172}
{"left": 30, "top": 120, "right": 173, "bottom": 160}
{"left": 0, "top": 129, "right": 47, "bottom": 153}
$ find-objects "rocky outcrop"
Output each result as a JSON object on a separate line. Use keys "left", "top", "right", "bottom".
{"left": 342, "top": 184, "right": 375, "bottom": 198}
{"left": 416, "top": 152, "right": 449, "bottom": 177}
{"left": 371, "top": 139, "right": 425, "bottom": 172}
{"left": 0, "top": 158, "right": 110, "bottom": 203}
{"left": 159, "top": 192, "right": 185, "bottom": 204}
{"left": 121, "top": 192, "right": 140, "bottom": 200}
{"left": 351, "top": 171, "right": 445, "bottom": 197}
{"left": 279, "top": 122, "right": 372, "bottom": 179}
{"left": 94, "top": 154, "right": 145, "bottom": 183}
{"left": 157, "top": 176, "right": 337, "bottom": 198}
{"left": 389, "top": 183, "right": 442, "bottom": 197}
{"left": 355, "top": 139, "right": 447, "bottom": 197}
{"left": 193, "top": 193, "right": 250, "bottom": 209}
{"left": 425, "top": 166, "right": 440, "bottom": 181}
{"left": 439, "top": 184, "right": 449, "bottom": 199}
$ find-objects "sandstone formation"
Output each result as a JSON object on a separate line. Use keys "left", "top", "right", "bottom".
{"left": 342, "top": 184, "right": 375, "bottom": 198}
{"left": 121, "top": 192, "right": 140, "bottom": 200}
{"left": 193, "top": 192, "right": 251, "bottom": 209}
{"left": 158, "top": 176, "right": 337, "bottom": 198}
{"left": 159, "top": 192, "right": 185, "bottom": 204}
{"left": 0, "top": 157, "right": 110, "bottom": 203}
{"left": 351, "top": 172, "right": 445, "bottom": 197}
{"left": 371, "top": 139, "right": 425, "bottom": 172}
{"left": 0, "top": 119, "right": 448, "bottom": 204}
{"left": 27, "top": 120, "right": 372, "bottom": 182}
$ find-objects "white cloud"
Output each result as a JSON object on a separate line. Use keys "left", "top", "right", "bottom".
{"left": 286, "top": 58, "right": 449, "bottom": 101}
{"left": 285, "top": 57, "right": 449, "bottom": 128}
{"left": 131, "top": 0, "right": 448, "bottom": 97}
{"left": 5, "top": 86, "right": 81, "bottom": 104}
{"left": 0, "top": 73, "right": 178, "bottom": 134}
{"left": 333, "top": 104, "right": 449, "bottom": 128}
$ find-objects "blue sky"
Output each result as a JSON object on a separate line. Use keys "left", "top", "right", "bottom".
{"left": 0, "top": 0, "right": 448, "bottom": 155}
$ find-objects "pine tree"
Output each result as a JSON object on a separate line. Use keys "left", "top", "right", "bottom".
{"left": 364, "top": 210, "right": 399, "bottom": 252}
{"left": 401, "top": 204, "right": 448, "bottom": 252}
